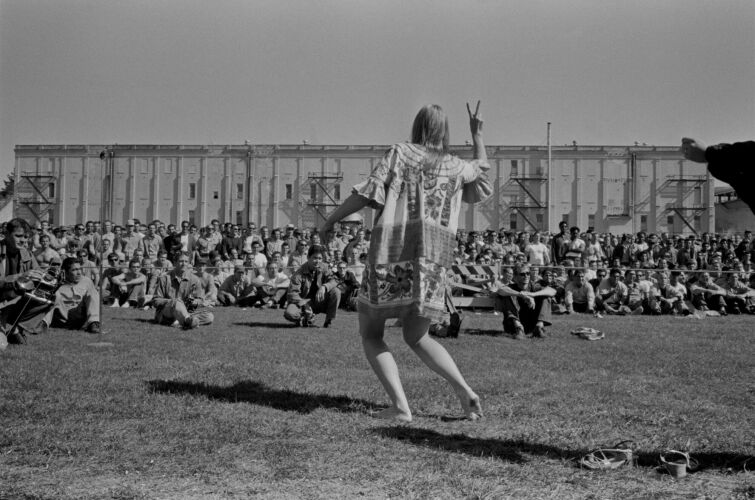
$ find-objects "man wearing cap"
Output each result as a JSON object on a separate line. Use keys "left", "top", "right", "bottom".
{"left": 217, "top": 264, "right": 258, "bottom": 307}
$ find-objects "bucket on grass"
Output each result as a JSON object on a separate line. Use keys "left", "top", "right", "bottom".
{"left": 660, "top": 450, "right": 698, "bottom": 479}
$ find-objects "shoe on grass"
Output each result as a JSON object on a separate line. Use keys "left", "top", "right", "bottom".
{"left": 86, "top": 322, "right": 101, "bottom": 334}
{"left": 183, "top": 316, "right": 199, "bottom": 330}
{"left": 532, "top": 324, "right": 547, "bottom": 338}
{"left": 513, "top": 321, "right": 525, "bottom": 340}
{"left": 7, "top": 329, "right": 26, "bottom": 345}
{"left": 323, "top": 318, "right": 332, "bottom": 328}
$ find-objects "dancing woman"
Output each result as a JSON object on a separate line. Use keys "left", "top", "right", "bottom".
{"left": 321, "top": 102, "right": 492, "bottom": 422}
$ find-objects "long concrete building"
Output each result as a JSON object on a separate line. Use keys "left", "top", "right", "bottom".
{"left": 14, "top": 143, "right": 714, "bottom": 234}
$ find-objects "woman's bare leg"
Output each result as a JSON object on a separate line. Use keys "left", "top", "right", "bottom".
{"left": 402, "top": 314, "right": 483, "bottom": 420}
{"left": 359, "top": 312, "right": 412, "bottom": 422}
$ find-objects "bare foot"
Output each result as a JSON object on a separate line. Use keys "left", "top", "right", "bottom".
{"left": 373, "top": 407, "right": 412, "bottom": 423}
{"left": 458, "top": 391, "right": 483, "bottom": 421}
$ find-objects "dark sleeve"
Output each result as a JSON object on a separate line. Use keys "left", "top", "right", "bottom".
{"left": 322, "top": 266, "right": 338, "bottom": 290}
{"left": 705, "top": 141, "right": 755, "bottom": 165}
{"left": 705, "top": 141, "right": 755, "bottom": 211}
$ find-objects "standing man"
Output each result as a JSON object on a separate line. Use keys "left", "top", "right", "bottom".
{"left": 141, "top": 222, "right": 163, "bottom": 261}
{"left": 551, "top": 221, "right": 569, "bottom": 265}
{"left": 162, "top": 224, "right": 183, "bottom": 263}
{"left": 120, "top": 220, "right": 142, "bottom": 260}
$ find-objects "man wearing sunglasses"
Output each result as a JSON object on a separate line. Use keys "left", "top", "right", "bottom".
{"left": 493, "top": 264, "right": 555, "bottom": 339}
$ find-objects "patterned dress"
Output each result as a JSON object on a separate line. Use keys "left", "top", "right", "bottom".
{"left": 353, "top": 143, "right": 491, "bottom": 322}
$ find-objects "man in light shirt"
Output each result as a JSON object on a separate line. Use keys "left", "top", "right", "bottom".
{"left": 564, "top": 269, "right": 595, "bottom": 314}
{"left": 524, "top": 232, "right": 550, "bottom": 267}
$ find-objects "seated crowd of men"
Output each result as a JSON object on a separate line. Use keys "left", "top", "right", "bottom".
{"left": 454, "top": 221, "right": 755, "bottom": 338}
{"left": 2, "top": 215, "right": 753, "bottom": 346}
{"left": 0, "top": 218, "right": 368, "bottom": 345}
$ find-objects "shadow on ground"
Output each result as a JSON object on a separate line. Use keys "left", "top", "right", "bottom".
{"left": 374, "top": 427, "right": 754, "bottom": 471}
{"left": 234, "top": 321, "right": 295, "bottom": 329}
{"left": 464, "top": 328, "right": 506, "bottom": 337}
{"left": 147, "top": 379, "right": 378, "bottom": 415}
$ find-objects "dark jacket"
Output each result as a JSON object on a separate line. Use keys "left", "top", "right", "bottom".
{"left": 0, "top": 240, "right": 39, "bottom": 301}
{"left": 216, "top": 236, "right": 244, "bottom": 260}
{"left": 287, "top": 261, "right": 338, "bottom": 305}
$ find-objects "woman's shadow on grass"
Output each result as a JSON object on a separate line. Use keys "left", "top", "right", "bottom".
{"left": 147, "top": 379, "right": 379, "bottom": 415}
{"left": 374, "top": 427, "right": 754, "bottom": 471}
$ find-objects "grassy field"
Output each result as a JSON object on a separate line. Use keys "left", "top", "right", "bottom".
{"left": 1, "top": 306, "right": 754, "bottom": 499}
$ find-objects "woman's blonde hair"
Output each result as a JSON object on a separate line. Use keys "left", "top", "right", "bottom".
{"left": 411, "top": 104, "right": 449, "bottom": 153}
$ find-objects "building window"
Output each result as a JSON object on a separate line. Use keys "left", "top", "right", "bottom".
{"left": 511, "top": 160, "right": 518, "bottom": 176}
{"left": 213, "top": 191, "right": 219, "bottom": 200}
{"left": 285, "top": 184, "right": 293, "bottom": 200}
{"left": 588, "top": 214, "right": 595, "bottom": 232}
{"left": 667, "top": 215, "right": 674, "bottom": 230}
{"left": 188, "top": 210, "right": 196, "bottom": 226}
{"left": 310, "top": 183, "right": 317, "bottom": 201}
{"left": 510, "top": 213, "right": 518, "bottom": 230}
{"left": 236, "top": 211, "right": 243, "bottom": 226}
{"left": 562, "top": 214, "right": 569, "bottom": 224}
{"left": 640, "top": 215, "right": 648, "bottom": 232}
{"left": 694, "top": 185, "right": 703, "bottom": 205}
{"left": 188, "top": 183, "right": 196, "bottom": 200}
{"left": 694, "top": 214, "right": 702, "bottom": 231}
{"left": 236, "top": 183, "right": 244, "bottom": 200}
{"left": 48, "top": 183, "right": 55, "bottom": 198}
{"left": 536, "top": 213, "right": 543, "bottom": 225}
{"left": 334, "top": 184, "right": 341, "bottom": 201}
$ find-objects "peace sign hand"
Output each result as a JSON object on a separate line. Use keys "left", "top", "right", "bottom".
{"left": 466, "top": 100, "right": 483, "bottom": 136}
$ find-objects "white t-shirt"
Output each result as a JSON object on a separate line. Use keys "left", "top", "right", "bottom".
{"left": 525, "top": 242, "right": 550, "bottom": 265}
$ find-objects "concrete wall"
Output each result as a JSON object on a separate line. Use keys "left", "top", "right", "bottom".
{"left": 14, "top": 143, "right": 714, "bottom": 234}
